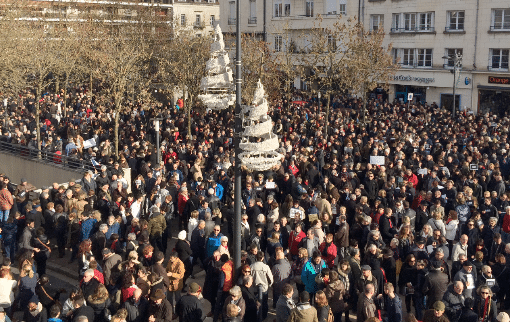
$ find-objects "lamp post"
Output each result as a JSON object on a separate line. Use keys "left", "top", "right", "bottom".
{"left": 150, "top": 118, "right": 163, "bottom": 164}
{"left": 233, "top": 0, "right": 243, "bottom": 275}
{"left": 442, "top": 53, "right": 463, "bottom": 117}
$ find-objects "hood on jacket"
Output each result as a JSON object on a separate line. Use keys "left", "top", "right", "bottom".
{"left": 88, "top": 292, "right": 110, "bottom": 305}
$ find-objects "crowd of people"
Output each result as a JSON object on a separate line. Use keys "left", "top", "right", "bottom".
{"left": 0, "top": 85, "right": 510, "bottom": 322}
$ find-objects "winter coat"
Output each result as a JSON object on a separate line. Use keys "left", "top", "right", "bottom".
{"left": 122, "top": 296, "right": 149, "bottom": 322}
{"left": 205, "top": 233, "right": 223, "bottom": 258}
{"left": 276, "top": 295, "right": 295, "bottom": 322}
{"left": 422, "top": 269, "right": 449, "bottom": 308}
{"left": 241, "top": 285, "right": 259, "bottom": 322}
{"left": 454, "top": 269, "right": 477, "bottom": 299}
{"left": 318, "top": 242, "right": 337, "bottom": 268}
{"left": 301, "top": 259, "right": 326, "bottom": 294}
{"left": 384, "top": 294, "right": 403, "bottom": 322}
{"left": 87, "top": 293, "right": 112, "bottom": 322}
{"left": 325, "top": 279, "right": 345, "bottom": 313}
{"left": 459, "top": 308, "right": 478, "bottom": 322}
{"left": 442, "top": 284, "right": 465, "bottom": 322}
{"left": 148, "top": 214, "right": 167, "bottom": 237}
{"left": 222, "top": 295, "right": 245, "bottom": 321}
{"left": 147, "top": 298, "right": 173, "bottom": 322}
{"left": 176, "top": 294, "right": 203, "bottom": 322}
{"left": 356, "top": 294, "right": 377, "bottom": 322}
{"left": 428, "top": 218, "right": 446, "bottom": 237}
{"left": 288, "top": 302, "right": 319, "bottom": 322}
{"left": 271, "top": 258, "right": 292, "bottom": 297}
{"left": 422, "top": 309, "right": 450, "bottom": 322}
{"left": 316, "top": 305, "right": 329, "bottom": 322}
{"left": 166, "top": 258, "right": 185, "bottom": 292}
{"left": 445, "top": 220, "right": 459, "bottom": 240}
{"left": 334, "top": 222, "right": 349, "bottom": 248}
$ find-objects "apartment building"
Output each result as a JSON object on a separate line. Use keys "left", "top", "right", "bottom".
{"left": 219, "top": 0, "right": 510, "bottom": 113}
{"left": 173, "top": 0, "right": 219, "bottom": 37}
{"left": 364, "top": 0, "right": 510, "bottom": 114}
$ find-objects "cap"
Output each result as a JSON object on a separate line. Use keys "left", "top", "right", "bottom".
{"left": 433, "top": 301, "right": 445, "bottom": 311}
{"left": 102, "top": 248, "right": 112, "bottom": 255}
{"left": 361, "top": 265, "right": 372, "bottom": 271}
{"left": 21, "top": 178, "right": 27, "bottom": 183}
{"left": 189, "top": 282, "right": 201, "bottom": 294}
{"left": 177, "top": 230, "right": 187, "bottom": 240}
{"left": 150, "top": 289, "right": 166, "bottom": 301}
{"left": 463, "top": 261, "right": 473, "bottom": 267}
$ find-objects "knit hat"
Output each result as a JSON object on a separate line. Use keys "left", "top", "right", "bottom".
{"left": 433, "top": 301, "right": 445, "bottom": 311}
{"left": 189, "top": 282, "right": 201, "bottom": 294}
{"left": 177, "top": 230, "right": 187, "bottom": 240}
{"left": 497, "top": 312, "right": 510, "bottom": 322}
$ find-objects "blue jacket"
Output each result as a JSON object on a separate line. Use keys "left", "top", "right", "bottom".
{"left": 214, "top": 183, "right": 224, "bottom": 201}
{"left": 205, "top": 233, "right": 224, "bottom": 258}
{"left": 301, "top": 258, "right": 326, "bottom": 294}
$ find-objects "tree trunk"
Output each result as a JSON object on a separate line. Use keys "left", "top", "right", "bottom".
{"left": 55, "top": 76, "right": 59, "bottom": 94}
{"left": 89, "top": 74, "right": 93, "bottom": 97}
{"left": 63, "top": 73, "right": 69, "bottom": 118}
{"left": 114, "top": 98, "right": 121, "bottom": 159}
{"left": 187, "top": 95, "right": 193, "bottom": 142}
{"left": 36, "top": 85, "right": 41, "bottom": 156}
{"left": 324, "top": 92, "right": 331, "bottom": 139}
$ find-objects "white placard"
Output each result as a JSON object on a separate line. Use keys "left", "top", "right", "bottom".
{"left": 265, "top": 182, "right": 276, "bottom": 189}
{"left": 418, "top": 169, "right": 428, "bottom": 175}
{"left": 83, "top": 138, "right": 96, "bottom": 149}
{"left": 289, "top": 208, "right": 304, "bottom": 219}
{"left": 408, "top": 93, "right": 414, "bottom": 101}
{"left": 370, "top": 156, "right": 385, "bottom": 166}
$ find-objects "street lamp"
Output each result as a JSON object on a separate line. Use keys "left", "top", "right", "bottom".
{"left": 442, "top": 53, "right": 463, "bottom": 117}
{"left": 150, "top": 118, "right": 163, "bottom": 164}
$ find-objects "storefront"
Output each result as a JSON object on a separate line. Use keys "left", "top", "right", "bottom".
{"left": 473, "top": 74, "right": 510, "bottom": 116}
{"left": 387, "top": 70, "right": 473, "bottom": 112}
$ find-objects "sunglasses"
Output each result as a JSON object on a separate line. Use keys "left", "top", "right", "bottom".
{"left": 244, "top": 270, "right": 251, "bottom": 273}
{"left": 481, "top": 292, "right": 489, "bottom": 295}
{"left": 214, "top": 229, "right": 220, "bottom": 232}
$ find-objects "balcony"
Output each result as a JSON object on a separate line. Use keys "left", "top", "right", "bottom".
{"left": 248, "top": 17, "right": 257, "bottom": 24}
{"left": 228, "top": 17, "right": 236, "bottom": 25}
{"left": 390, "top": 26, "right": 436, "bottom": 34}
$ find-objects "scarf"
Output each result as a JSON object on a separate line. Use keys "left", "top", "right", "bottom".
{"left": 481, "top": 296, "right": 491, "bottom": 321}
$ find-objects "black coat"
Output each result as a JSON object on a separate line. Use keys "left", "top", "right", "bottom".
{"left": 241, "top": 285, "right": 258, "bottom": 322}
{"left": 175, "top": 239, "right": 192, "bottom": 262}
{"left": 175, "top": 294, "right": 203, "bottom": 322}
{"left": 72, "top": 305, "right": 95, "bottom": 322}
{"left": 123, "top": 296, "right": 149, "bottom": 322}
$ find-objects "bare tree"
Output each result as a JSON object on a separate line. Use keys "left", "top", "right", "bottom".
{"left": 158, "top": 28, "right": 210, "bottom": 140}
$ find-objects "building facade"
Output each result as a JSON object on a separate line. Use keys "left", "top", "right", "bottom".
{"left": 219, "top": 0, "right": 510, "bottom": 113}
{"left": 173, "top": 0, "right": 219, "bottom": 37}
{"left": 365, "top": 0, "right": 510, "bottom": 114}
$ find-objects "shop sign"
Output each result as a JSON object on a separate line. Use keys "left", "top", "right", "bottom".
{"left": 488, "top": 76, "right": 510, "bottom": 85}
{"left": 391, "top": 75, "right": 435, "bottom": 84}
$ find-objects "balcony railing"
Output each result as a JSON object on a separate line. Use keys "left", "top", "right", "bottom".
{"left": 248, "top": 17, "right": 257, "bottom": 24}
{"left": 444, "top": 26, "right": 464, "bottom": 32}
{"left": 228, "top": 17, "right": 236, "bottom": 25}
{"left": 390, "top": 26, "right": 435, "bottom": 33}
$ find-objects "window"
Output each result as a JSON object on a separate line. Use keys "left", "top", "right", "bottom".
{"left": 180, "top": 14, "right": 186, "bottom": 26}
{"left": 274, "top": 0, "right": 290, "bottom": 17}
{"left": 394, "top": 48, "right": 433, "bottom": 68}
{"left": 446, "top": 11, "right": 464, "bottom": 31}
{"left": 210, "top": 15, "right": 215, "bottom": 26}
{"left": 370, "top": 14, "right": 384, "bottom": 31}
{"left": 228, "top": 1, "right": 236, "bottom": 24}
{"left": 306, "top": 0, "right": 313, "bottom": 17}
{"left": 339, "top": 4, "right": 346, "bottom": 15}
{"left": 196, "top": 14, "right": 201, "bottom": 25}
{"left": 418, "top": 12, "right": 433, "bottom": 31}
{"left": 275, "top": 35, "right": 283, "bottom": 52}
{"left": 492, "top": 9, "right": 510, "bottom": 30}
{"left": 404, "top": 13, "right": 416, "bottom": 31}
{"left": 402, "top": 49, "right": 414, "bottom": 67}
{"left": 490, "top": 49, "right": 509, "bottom": 70}
{"left": 327, "top": 35, "right": 336, "bottom": 51}
{"left": 444, "top": 49, "right": 463, "bottom": 67}
{"left": 249, "top": 0, "right": 257, "bottom": 19}
{"left": 417, "top": 49, "right": 432, "bottom": 67}
{"left": 392, "top": 12, "right": 434, "bottom": 32}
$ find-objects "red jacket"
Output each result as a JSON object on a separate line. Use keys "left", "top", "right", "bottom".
{"left": 288, "top": 230, "right": 306, "bottom": 256}
{"left": 177, "top": 193, "right": 188, "bottom": 215}
{"left": 319, "top": 242, "right": 337, "bottom": 268}
{"left": 503, "top": 214, "right": 510, "bottom": 233}
{"left": 404, "top": 173, "right": 419, "bottom": 189}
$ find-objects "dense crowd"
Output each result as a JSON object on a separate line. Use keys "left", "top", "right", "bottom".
{"left": 0, "top": 85, "right": 510, "bottom": 322}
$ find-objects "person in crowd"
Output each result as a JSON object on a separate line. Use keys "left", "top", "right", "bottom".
{"left": 175, "top": 282, "right": 203, "bottom": 322}
{"left": 442, "top": 281, "right": 465, "bottom": 322}
{"left": 422, "top": 301, "right": 449, "bottom": 322}
{"left": 288, "top": 291, "right": 318, "bottom": 322}
{"left": 276, "top": 283, "right": 295, "bottom": 322}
